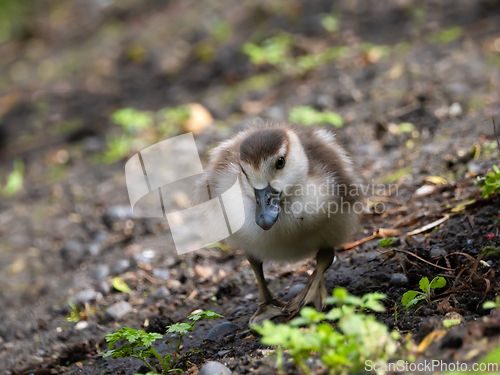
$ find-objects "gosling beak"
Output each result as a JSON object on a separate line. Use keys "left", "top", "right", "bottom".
{"left": 254, "top": 184, "right": 280, "bottom": 231}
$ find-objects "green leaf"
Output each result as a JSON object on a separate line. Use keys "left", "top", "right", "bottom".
{"left": 483, "top": 301, "right": 496, "bottom": 309}
{"left": 405, "top": 295, "right": 426, "bottom": 309}
{"left": 166, "top": 322, "right": 192, "bottom": 335}
{"left": 419, "top": 277, "right": 430, "bottom": 293}
{"left": 112, "top": 277, "right": 132, "bottom": 294}
{"left": 442, "top": 319, "right": 461, "bottom": 328}
{"left": 140, "top": 332, "right": 163, "bottom": 348}
{"left": 378, "top": 237, "right": 396, "bottom": 247}
{"left": 401, "top": 291, "right": 421, "bottom": 306}
{"left": 188, "top": 310, "right": 224, "bottom": 322}
{"left": 2, "top": 158, "right": 24, "bottom": 196}
{"left": 430, "top": 276, "right": 446, "bottom": 289}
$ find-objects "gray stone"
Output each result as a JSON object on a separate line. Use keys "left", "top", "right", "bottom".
{"left": 200, "top": 361, "right": 232, "bottom": 375}
{"left": 107, "top": 206, "right": 136, "bottom": 220}
{"left": 152, "top": 268, "right": 171, "bottom": 280}
{"left": 468, "top": 163, "right": 481, "bottom": 174}
{"left": 92, "top": 264, "right": 109, "bottom": 281}
{"left": 226, "top": 306, "right": 245, "bottom": 318}
{"left": 287, "top": 283, "right": 306, "bottom": 299}
{"left": 111, "top": 259, "right": 131, "bottom": 275}
{"left": 105, "top": 301, "right": 133, "bottom": 320}
{"left": 153, "top": 286, "right": 171, "bottom": 299}
{"left": 430, "top": 247, "right": 447, "bottom": 258}
{"left": 390, "top": 273, "right": 409, "bottom": 286}
{"left": 133, "top": 249, "right": 157, "bottom": 264}
{"left": 207, "top": 322, "right": 237, "bottom": 340}
{"left": 61, "top": 240, "right": 86, "bottom": 265}
{"left": 99, "top": 281, "right": 111, "bottom": 294}
{"left": 71, "top": 289, "right": 96, "bottom": 305}
{"left": 87, "top": 242, "right": 101, "bottom": 256}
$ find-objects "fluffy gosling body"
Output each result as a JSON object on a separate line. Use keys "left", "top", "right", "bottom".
{"left": 196, "top": 120, "right": 361, "bottom": 324}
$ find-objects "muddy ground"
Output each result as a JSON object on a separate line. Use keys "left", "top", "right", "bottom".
{"left": 1, "top": 0, "right": 500, "bottom": 374}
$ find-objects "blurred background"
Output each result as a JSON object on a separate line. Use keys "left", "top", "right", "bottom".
{"left": 1, "top": 0, "right": 500, "bottom": 373}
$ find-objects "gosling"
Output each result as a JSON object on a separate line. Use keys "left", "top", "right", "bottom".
{"left": 195, "top": 120, "right": 361, "bottom": 325}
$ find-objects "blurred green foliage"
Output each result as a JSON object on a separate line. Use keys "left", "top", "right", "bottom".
{"left": 242, "top": 33, "right": 348, "bottom": 76}
{"left": 289, "top": 106, "right": 343, "bottom": 127}
{"left": 253, "top": 288, "right": 399, "bottom": 375}
{"left": 427, "top": 26, "right": 463, "bottom": 44}
{"left": 96, "top": 106, "right": 191, "bottom": 164}
{"left": 1, "top": 158, "right": 24, "bottom": 197}
{"left": 0, "top": 0, "right": 33, "bottom": 43}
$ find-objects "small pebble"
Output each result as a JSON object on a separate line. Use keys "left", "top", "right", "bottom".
{"left": 99, "top": 281, "right": 111, "bottom": 294}
{"left": 111, "top": 259, "right": 131, "bottom": 275}
{"left": 87, "top": 243, "right": 101, "bottom": 256}
{"left": 75, "top": 321, "right": 89, "bottom": 330}
{"left": 71, "top": 289, "right": 96, "bottom": 305}
{"left": 133, "top": 249, "right": 157, "bottom": 264}
{"left": 107, "top": 206, "right": 136, "bottom": 220}
{"left": 92, "top": 264, "right": 110, "bottom": 281}
{"left": 207, "top": 322, "right": 237, "bottom": 340}
{"left": 468, "top": 163, "right": 481, "bottom": 175}
{"left": 152, "top": 286, "right": 171, "bottom": 299}
{"left": 226, "top": 306, "right": 245, "bottom": 318}
{"left": 200, "top": 361, "right": 232, "bottom": 375}
{"left": 105, "top": 301, "right": 133, "bottom": 320}
{"left": 390, "top": 273, "right": 409, "bottom": 286}
{"left": 286, "top": 283, "right": 306, "bottom": 299}
{"left": 153, "top": 269, "right": 171, "bottom": 280}
{"left": 430, "top": 247, "right": 447, "bottom": 258}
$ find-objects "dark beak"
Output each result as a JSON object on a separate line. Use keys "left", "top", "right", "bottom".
{"left": 254, "top": 184, "right": 280, "bottom": 231}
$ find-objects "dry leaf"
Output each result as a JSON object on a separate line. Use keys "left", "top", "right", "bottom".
{"left": 417, "top": 330, "right": 446, "bottom": 353}
{"left": 377, "top": 228, "right": 402, "bottom": 238}
{"left": 424, "top": 176, "right": 447, "bottom": 185}
{"left": 184, "top": 103, "right": 213, "bottom": 134}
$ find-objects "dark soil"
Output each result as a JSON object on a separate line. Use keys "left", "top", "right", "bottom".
{"left": 1, "top": 0, "right": 500, "bottom": 374}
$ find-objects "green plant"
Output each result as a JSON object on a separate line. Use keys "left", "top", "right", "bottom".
{"left": 1, "top": 158, "right": 24, "bottom": 196}
{"left": 104, "top": 310, "right": 223, "bottom": 373}
{"left": 253, "top": 288, "right": 399, "bottom": 375}
{"left": 475, "top": 165, "right": 500, "bottom": 198}
{"left": 289, "top": 106, "right": 343, "bottom": 127}
{"left": 401, "top": 276, "right": 446, "bottom": 309}
{"left": 379, "top": 237, "right": 398, "bottom": 247}
{"left": 394, "top": 303, "right": 398, "bottom": 322}
{"left": 483, "top": 296, "right": 500, "bottom": 310}
{"left": 66, "top": 299, "right": 84, "bottom": 323}
{"left": 481, "top": 246, "right": 500, "bottom": 260}
{"left": 442, "top": 319, "right": 461, "bottom": 328}
{"left": 320, "top": 13, "right": 340, "bottom": 34}
{"left": 242, "top": 33, "right": 348, "bottom": 76}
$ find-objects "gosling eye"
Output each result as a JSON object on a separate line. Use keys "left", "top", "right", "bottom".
{"left": 275, "top": 157, "right": 286, "bottom": 170}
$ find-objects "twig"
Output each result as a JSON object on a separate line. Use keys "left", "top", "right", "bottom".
{"left": 406, "top": 215, "right": 449, "bottom": 236}
{"left": 377, "top": 249, "right": 453, "bottom": 272}
{"left": 493, "top": 117, "right": 499, "bottom": 148}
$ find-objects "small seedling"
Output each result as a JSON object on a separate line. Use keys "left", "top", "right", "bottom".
{"left": 379, "top": 237, "right": 398, "bottom": 247}
{"left": 474, "top": 165, "right": 500, "bottom": 198}
{"left": 483, "top": 296, "right": 500, "bottom": 310}
{"left": 104, "top": 310, "right": 223, "bottom": 373}
{"left": 254, "top": 288, "right": 399, "bottom": 375}
{"left": 442, "top": 319, "right": 461, "bottom": 328}
{"left": 401, "top": 276, "right": 447, "bottom": 308}
{"left": 66, "top": 299, "right": 84, "bottom": 323}
{"left": 1, "top": 158, "right": 24, "bottom": 197}
{"left": 393, "top": 303, "right": 398, "bottom": 322}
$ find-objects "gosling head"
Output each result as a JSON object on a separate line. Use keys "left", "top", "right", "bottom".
{"left": 239, "top": 127, "right": 309, "bottom": 231}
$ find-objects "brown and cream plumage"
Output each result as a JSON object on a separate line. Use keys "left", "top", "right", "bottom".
{"left": 195, "top": 120, "right": 362, "bottom": 324}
